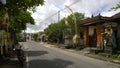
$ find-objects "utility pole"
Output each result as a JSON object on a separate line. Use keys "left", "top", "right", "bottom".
{"left": 58, "top": 11, "right": 60, "bottom": 22}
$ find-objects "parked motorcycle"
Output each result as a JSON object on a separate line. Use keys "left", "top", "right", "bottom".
{"left": 13, "top": 45, "right": 26, "bottom": 67}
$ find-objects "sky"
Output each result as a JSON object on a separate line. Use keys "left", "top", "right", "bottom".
{"left": 26, "top": 0, "right": 120, "bottom": 33}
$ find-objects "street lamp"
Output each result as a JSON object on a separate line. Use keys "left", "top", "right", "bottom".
{"left": 65, "top": 5, "right": 79, "bottom": 47}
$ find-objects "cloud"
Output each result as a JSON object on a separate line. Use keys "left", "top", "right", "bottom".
{"left": 101, "top": 9, "right": 120, "bottom": 17}
{"left": 26, "top": 0, "right": 120, "bottom": 33}
{"left": 71, "top": 0, "right": 120, "bottom": 16}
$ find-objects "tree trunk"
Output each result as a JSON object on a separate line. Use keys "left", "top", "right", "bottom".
{"left": 9, "top": 28, "right": 18, "bottom": 48}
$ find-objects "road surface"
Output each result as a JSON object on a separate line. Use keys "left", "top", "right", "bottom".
{"left": 21, "top": 41, "right": 120, "bottom": 68}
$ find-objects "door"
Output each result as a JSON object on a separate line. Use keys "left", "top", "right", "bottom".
{"left": 89, "top": 29, "right": 97, "bottom": 47}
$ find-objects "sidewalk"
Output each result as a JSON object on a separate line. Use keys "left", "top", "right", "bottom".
{"left": 44, "top": 43, "right": 120, "bottom": 65}
{"left": 0, "top": 56, "right": 22, "bottom": 68}
{"left": 0, "top": 44, "right": 25, "bottom": 68}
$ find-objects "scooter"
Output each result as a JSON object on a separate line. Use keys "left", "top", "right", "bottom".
{"left": 13, "top": 46, "right": 26, "bottom": 67}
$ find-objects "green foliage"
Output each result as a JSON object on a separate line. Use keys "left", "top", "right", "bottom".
{"left": 45, "top": 12, "right": 84, "bottom": 43}
{"left": 111, "top": 2, "right": 120, "bottom": 11}
{"left": 0, "top": 0, "right": 44, "bottom": 13}
{"left": 0, "top": 0, "right": 44, "bottom": 46}
{"left": 112, "top": 54, "right": 120, "bottom": 60}
{"left": 32, "top": 33, "right": 38, "bottom": 41}
{"left": 66, "top": 12, "right": 84, "bottom": 34}
{"left": 45, "top": 23, "right": 62, "bottom": 42}
{"left": 8, "top": 10, "right": 35, "bottom": 33}
{"left": 0, "top": 0, "right": 44, "bottom": 32}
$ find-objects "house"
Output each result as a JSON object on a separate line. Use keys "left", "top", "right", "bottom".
{"left": 38, "top": 32, "right": 46, "bottom": 42}
{"left": 80, "top": 12, "right": 120, "bottom": 54}
{"left": 111, "top": 12, "right": 120, "bottom": 49}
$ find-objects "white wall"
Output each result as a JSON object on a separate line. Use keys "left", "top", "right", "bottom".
{"left": 89, "top": 26, "right": 95, "bottom": 36}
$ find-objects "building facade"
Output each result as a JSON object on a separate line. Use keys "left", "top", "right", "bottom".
{"left": 80, "top": 13, "right": 120, "bottom": 54}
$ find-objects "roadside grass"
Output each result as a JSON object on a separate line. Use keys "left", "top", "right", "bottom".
{"left": 112, "top": 50, "right": 120, "bottom": 60}
{"left": 112, "top": 54, "right": 120, "bottom": 60}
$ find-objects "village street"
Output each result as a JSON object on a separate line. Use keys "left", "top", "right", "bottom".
{"left": 21, "top": 40, "right": 120, "bottom": 68}
{"left": 0, "top": 0, "right": 120, "bottom": 68}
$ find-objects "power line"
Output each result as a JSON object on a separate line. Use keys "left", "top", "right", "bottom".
{"left": 39, "top": 0, "right": 81, "bottom": 23}
{"left": 60, "top": 0, "right": 81, "bottom": 11}
{"left": 40, "top": 12, "right": 58, "bottom": 23}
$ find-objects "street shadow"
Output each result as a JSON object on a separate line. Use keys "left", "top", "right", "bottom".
{"left": 28, "top": 58, "right": 74, "bottom": 68}
{"left": 27, "top": 51, "right": 48, "bottom": 56}
{"left": 0, "top": 59, "right": 22, "bottom": 68}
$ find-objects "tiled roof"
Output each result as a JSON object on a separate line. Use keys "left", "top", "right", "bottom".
{"left": 80, "top": 12, "right": 120, "bottom": 26}
{"left": 80, "top": 15, "right": 111, "bottom": 26}
{"left": 112, "top": 12, "right": 120, "bottom": 19}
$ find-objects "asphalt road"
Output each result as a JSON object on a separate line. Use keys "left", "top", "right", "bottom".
{"left": 21, "top": 41, "right": 120, "bottom": 68}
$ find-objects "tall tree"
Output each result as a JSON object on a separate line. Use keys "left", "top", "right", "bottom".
{"left": 0, "top": 0, "right": 44, "bottom": 30}
{"left": 0, "top": 0, "right": 44, "bottom": 46}
{"left": 45, "top": 12, "right": 84, "bottom": 43}
{"left": 66, "top": 12, "right": 84, "bottom": 35}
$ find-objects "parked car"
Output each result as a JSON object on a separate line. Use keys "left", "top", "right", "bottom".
{"left": 18, "top": 33, "right": 26, "bottom": 42}
{"left": 19, "top": 37, "right": 26, "bottom": 42}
